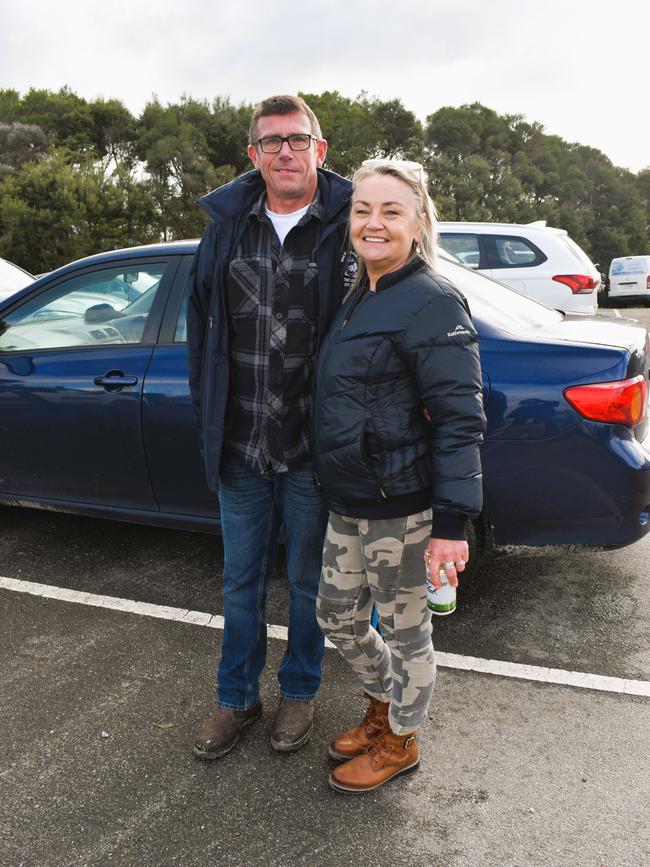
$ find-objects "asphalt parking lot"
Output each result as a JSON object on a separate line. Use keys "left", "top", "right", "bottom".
{"left": 1, "top": 499, "right": 649, "bottom": 867}
{"left": 1, "top": 302, "right": 649, "bottom": 867}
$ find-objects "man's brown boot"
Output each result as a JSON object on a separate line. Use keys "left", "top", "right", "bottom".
{"left": 271, "top": 698, "right": 315, "bottom": 752}
{"left": 328, "top": 694, "right": 389, "bottom": 760}
{"left": 328, "top": 728, "right": 420, "bottom": 793}
{"left": 193, "top": 703, "right": 262, "bottom": 760}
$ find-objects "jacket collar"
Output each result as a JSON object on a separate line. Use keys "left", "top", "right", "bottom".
{"left": 195, "top": 167, "right": 351, "bottom": 226}
{"left": 375, "top": 257, "right": 427, "bottom": 292}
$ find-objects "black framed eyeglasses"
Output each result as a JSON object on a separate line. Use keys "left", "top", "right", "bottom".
{"left": 255, "top": 133, "right": 315, "bottom": 154}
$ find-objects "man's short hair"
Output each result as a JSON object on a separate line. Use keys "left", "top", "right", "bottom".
{"left": 248, "top": 95, "right": 322, "bottom": 145}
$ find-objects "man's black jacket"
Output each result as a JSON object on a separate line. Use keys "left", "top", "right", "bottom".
{"left": 186, "top": 167, "right": 352, "bottom": 492}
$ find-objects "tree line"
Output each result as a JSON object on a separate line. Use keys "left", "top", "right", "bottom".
{"left": 1, "top": 87, "right": 648, "bottom": 276}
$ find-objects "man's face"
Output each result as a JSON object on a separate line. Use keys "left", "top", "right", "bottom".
{"left": 248, "top": 111, "right": 327, "bottom": 213}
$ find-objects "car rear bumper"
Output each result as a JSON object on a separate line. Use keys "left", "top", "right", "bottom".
{"left": 483, "top": 422, "right": 650, "bottom": 549}
{"left": 563, "top": 299, "right": 598, "bottom": 315}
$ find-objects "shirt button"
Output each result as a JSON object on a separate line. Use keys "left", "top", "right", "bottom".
{"left": 275, "top": 311, "right": 284, "bottom": 320}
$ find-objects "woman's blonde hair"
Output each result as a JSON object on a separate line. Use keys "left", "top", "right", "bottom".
{"left": 350, "top": 159, "right": 438, "bottom": 284}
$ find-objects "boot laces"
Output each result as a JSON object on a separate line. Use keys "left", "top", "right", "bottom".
{"left": 363, "top": 717, "right": 385, "bottom": 737}
{"left": 367, "top": 737, "right": 392, "bottom": 765}
{"left": 361, "top": 700, "right": 387, "bottom": 736}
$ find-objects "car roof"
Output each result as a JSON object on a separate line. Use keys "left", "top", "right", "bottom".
{"left": 36, "top": 240, "right": 201, "bottom": 282}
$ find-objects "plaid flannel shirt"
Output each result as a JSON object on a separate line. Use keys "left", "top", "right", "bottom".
{"left": 224, "top": 191, "right": 323, "bottom": 474}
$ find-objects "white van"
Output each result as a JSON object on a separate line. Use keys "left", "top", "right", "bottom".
{"left": 608, "top": 256, "right": 650, "bottom": 305}
{"left": 437, "top": 221, "right": 601, "bottom": 313}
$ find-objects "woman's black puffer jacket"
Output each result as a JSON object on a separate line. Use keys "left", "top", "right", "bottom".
{"left": 312, "top": 259, "right": 486, "bottom": 528}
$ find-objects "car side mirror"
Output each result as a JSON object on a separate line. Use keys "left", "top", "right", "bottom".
{"left": 84, "top": 303, "right": 125, "bottom": 323}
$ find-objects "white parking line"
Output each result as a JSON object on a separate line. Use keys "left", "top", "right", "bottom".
{"left": 2, "top": 575, "right": 649, "bottom": 698}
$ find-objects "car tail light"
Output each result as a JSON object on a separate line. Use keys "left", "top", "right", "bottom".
{"left": 552, "top": 274, "right": 600, "bottom": 294}
{"left": 564, "top": 375, "right": 648, "bottom": 426}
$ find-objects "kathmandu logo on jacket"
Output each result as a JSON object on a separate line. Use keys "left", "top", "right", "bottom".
{"left": 447, "top": 323, "right": 472, "bottom": 338}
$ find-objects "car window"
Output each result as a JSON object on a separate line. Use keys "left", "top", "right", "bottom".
{"left": 486, "top": 235, "right": 546, "bottom": 269}
{"left": 438, "top": 233, "right": 481, "bottom": 270}
{"left": 0, "top": 263, "right": 167, "bottom": 352}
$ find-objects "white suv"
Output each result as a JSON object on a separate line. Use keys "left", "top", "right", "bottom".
{"left": 437, "top": 221, "right": 601, "bottom": 313}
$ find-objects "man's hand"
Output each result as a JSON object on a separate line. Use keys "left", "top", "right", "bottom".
{"left": 424, "top": 537, "right": 469, "bottom": 589}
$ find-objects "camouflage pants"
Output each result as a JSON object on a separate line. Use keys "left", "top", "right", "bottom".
{"left": 316, "top": 510, "right": 436, "bottom": 735}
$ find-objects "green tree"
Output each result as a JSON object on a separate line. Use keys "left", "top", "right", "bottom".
{"left": 9, "top": 87, "right": 97, "bottom": 154}
{"left": 175, "top": 95, "right": 252, "bottom": 175}
{"left": 1, "top": 90, "right": 648, "bottom": 271}
{"left": 137, "top": 98, "right": 230, "bottom": 240}
{"left": 0, "top": 122, "right": 47, "bottom": 173}
{"left": 0, "top": 90, "right": 21, "bottom": 122}
{"left": 89, "top": 98, "right": 138, "bottom": 168}
{"left": 636, "top": 169, "right": 650, "bottom": 244}
{"left": 300, "top": 91, "right": 423, "bottom": 178}
{"left": 0, "top": 151, "right": 160, "bottom": 272}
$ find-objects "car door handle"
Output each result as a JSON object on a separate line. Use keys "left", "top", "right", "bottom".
{"left": 94, "top": 371, "right": 139, "bottom": 391}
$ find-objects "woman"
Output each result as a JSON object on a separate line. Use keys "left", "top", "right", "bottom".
{"left": 313, "top": 159, "right": 485, "bottom": 793}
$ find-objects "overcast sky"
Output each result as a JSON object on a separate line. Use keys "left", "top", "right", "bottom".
{"left": 1, "top": 0, "right": 647, "bottom": 173}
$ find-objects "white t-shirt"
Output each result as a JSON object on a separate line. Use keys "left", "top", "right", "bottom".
{"left": 265, "top": 203, "right": 310, "bottom": 245}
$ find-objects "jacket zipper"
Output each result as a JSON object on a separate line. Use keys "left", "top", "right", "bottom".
{"left": 340, "top": 285, "right": 369, "bottom": 330}
{"left": 360, "top": 418, "right": 390, "bottom": 502}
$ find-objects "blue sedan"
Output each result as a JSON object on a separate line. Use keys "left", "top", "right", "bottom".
{"left": 0, "top": 241, "right": 648, "bottom": 577}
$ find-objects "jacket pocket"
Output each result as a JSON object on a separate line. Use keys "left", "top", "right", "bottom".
{"left": 360, "top": 419, "right": 389, "bottom": 497}
{"left": 319, "top": 439, "right": 383, "bottom": 499}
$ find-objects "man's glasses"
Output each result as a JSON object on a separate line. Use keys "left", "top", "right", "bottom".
{"left": 255, "top": 134, "right": 315, "bottom": 154}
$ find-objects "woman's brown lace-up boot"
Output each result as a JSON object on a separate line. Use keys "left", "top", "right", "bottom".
{"left": 328, "top": 693, "right": 390, "bottom": 760}
{"left": 328, "top": 728, "right": 420, "bottom": 793}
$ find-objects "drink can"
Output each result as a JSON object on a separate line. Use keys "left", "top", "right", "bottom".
{"left": 426, "top": 567, "right": 457, "bottom": 616}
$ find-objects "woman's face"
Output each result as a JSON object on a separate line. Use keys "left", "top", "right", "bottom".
{"left": 350, "top": 173, "right": 422, "bottom": 278}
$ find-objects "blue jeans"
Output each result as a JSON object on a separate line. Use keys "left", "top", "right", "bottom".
{"left": 216, "top": 453, "right": 329, "bottom": 710}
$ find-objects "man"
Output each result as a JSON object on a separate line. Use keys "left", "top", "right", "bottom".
{"left": 187, "top": 95, "right": 353, "bottom": 759}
